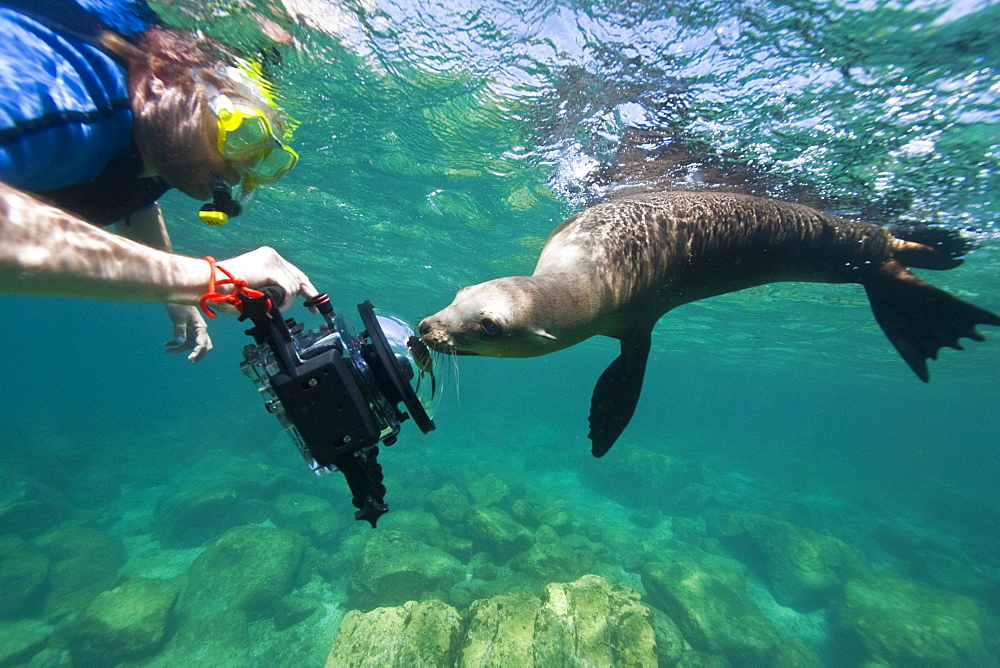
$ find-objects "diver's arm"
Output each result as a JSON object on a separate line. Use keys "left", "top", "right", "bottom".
{"left": 115, "top": 204, "right": 213, "bottom": 363}
{"left": 114, "top": 203, "right": 174, "bottom": 250}
{"left": 0, "top": 183, "right": 318, "bottom": 310}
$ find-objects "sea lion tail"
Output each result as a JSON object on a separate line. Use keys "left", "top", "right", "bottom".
{"left": 863, "top": 261, "right": 1000, "bottom": 381}
{"left": 887, "top": 223, "right": 976, "bottom": 270}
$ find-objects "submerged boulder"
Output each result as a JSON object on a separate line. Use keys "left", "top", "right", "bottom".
{"left": 0, "top": 536, "right": 49, "bottom": 619}
{"left": 328, "top": 575, "right": 659, "bottom": 667}
{"left": 69, "top": 577, "right": 180, "bottom": 666}
{"left": 716, "top": 513, "right": 867, "bottom": 611}
{"left": 532, "top": 574, "right": 657, "bottom": 666}
{"left": 425, "top": 483, "right": 470, "bottom": 523}
{"left": 153, "top": 485, "right": 255, "bottom": 549}
{"left": 466, "top": 506, "right": 534, "bottom": 562}
{"left": 577, "top": 446, "right": 702, "bottom": 510}
{"left": 34, "top": 526, "right": 126, "bottom": 619}
{"left": 510, "top": 525, "right": 591, "bottom": 582}
{"left": 271, "top": 493, "right": 348, "bottom": 547}
{"left": 460, "top": 591, "right": 542, "bottom": 665}
{"left": 349, "top": 530, "right": 465, "bottom": 609}
{"left": 0, "top": 619, "right": 52, "bottom": 666}
{"left": 326, "top": 599, "right": 463, "bottom": 667}
{"left": 642, "top": 559, "right": 778, "bottom": 664}
{"left": 837, "top": 576, "right": 991, "bottom": 666}
{"left": 181, "top": 525, "right": 306, "bottom": 618}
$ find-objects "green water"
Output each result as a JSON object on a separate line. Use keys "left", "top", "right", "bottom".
{"left": 1, "top": 0, "right": 998, "bottom": 665}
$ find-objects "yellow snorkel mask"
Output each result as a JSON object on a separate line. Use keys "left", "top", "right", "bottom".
{"left": 198, "top": 64, "right": 299, "bottom": 225}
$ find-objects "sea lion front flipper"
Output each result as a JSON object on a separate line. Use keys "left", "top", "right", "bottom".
{"left": 587, "top": 329, "right": 652, "bottom": 457}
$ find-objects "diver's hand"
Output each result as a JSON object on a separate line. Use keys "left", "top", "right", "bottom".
{"left": 217, "top": 246, "right": 319, "bottom": 312}
{"left": 164, "top": 303, "right": 213, "bottom": 363}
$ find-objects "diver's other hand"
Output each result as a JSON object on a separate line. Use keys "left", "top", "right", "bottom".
{"left": 218, "top": 246, "right": 319, "bottom": 312}
{"left": 164, "top": 303, "right": 213, "bottom": 363}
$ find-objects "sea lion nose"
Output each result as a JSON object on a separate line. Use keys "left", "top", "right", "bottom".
{"left": 418, "top": 320, "right": 431, "bottom": 336}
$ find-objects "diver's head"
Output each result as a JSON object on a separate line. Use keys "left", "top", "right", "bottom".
{"left": 101, "top": 29, "right": 297, "bottom": 221}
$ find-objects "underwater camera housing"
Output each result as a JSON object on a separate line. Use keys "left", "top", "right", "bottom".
{"left": 238, "top": 289, "right": 436, "bottom": 527}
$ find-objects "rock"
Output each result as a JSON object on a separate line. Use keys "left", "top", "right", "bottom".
{"left": 0, "top": 619, "right": 51, "bottom": 666}
{"left": 510, "top": 498, "right": 541, "bottom": 529}
{"left": 511, "top": 525, "right": 589, "bottom": 582}
{"left": 772, "top": 638, "right": 824, "bottom": 667}
{"left": 274, "top": 592, "right": 320, "bottom": 630}
{"left": 34, "top": 527, "right": 126, "bottom": 619}
{"left": 0, "top": 536, "right": 49, "bottom": 619}
{"left": 425, "top": 483, "right": 470, "bottom": 523}
{"left": 466, "top": 474, "right": 509, "bottom": 507}
{"left": 578, "top": 446, "right": 702, "bottom": 509}
{"left": 466, "top": 507, "right": 534, "bottom": 562}
{"left": 181, "top": 525, "right": 306, "bottom": 618}
{"left": 716, "top": 513, "right": 867, "bottom": 611}
{"left": 331, "top": 575, "right": 659, "bottom": 667}
{"left": 837, "top": 576, "right": 991, "bottom": 665}
{"left": 459, "top": 591, "right": 542, "bottom": 665}
{"left": 457, "top": 575, "right": 657, "bottom": 666}
{"left": 642, "top": 560, "right": 778, "bottom": 664}
{"left": 152, "top": 485, "right": 254, "bottom": 549}
{"left": 326, "top": 599, "right": 462, "bottom": 666}
{"left": 533, "top": 575, "right": 657, "bottom": 666}
{"left": 349, "top": 531, "right": 465, "bottom": 609}
{"left": 378, "top": 509, "right": 442, "bottom": 544}
{"left": 69, "top": 577, "right": 179, "bottom": 666}
{"left": 271, "top": 493, "right": 348, "bottom": 547}
{"left": 0, "top": 500, "right": 72, "bottom": 537}
{"left": 650, "top": 607, "right": 688, "bottom": 667}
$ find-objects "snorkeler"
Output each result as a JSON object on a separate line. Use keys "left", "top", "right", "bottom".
{"left": 0, "top": 0, "right": 317, "bottom": 361}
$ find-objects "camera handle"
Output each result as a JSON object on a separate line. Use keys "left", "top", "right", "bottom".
{"left": 236, "top": 286, "right": 390, "bottom": 527}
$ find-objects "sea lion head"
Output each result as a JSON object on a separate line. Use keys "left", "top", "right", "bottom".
{"left": 419, "top": 277, "right": 559, "bottom": 358}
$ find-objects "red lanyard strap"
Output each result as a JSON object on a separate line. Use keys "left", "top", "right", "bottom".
{"left": 198, "top": 256, "right": 267, "bottom": 318}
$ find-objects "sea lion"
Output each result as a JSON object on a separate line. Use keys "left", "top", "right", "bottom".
{"left": 419, "top": 191, "right": 1000, "bottom": 457}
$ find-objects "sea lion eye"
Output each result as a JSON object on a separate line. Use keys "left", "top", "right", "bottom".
{"left": 479, "top": 318, "right": 501, "bottom": 336}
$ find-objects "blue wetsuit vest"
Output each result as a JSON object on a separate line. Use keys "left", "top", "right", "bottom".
{"left": 0, "top": 0, "right": 169, "bottom": 224}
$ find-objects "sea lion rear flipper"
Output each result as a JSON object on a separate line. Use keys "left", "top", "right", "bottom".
{"left": 864, "top": 261, "right": 1000, "bottom": 381}
{"left": 587, "top": 330, "right": 652, "bottom": 457}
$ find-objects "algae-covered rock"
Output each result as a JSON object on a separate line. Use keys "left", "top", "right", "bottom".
{"left": 716, "top": 513, "right": 867, "bottom": 611}
{"left": 456, "top": 574, "right": 657, "bottom": 666}
{"left": 182, "top": 525, "right": 306, "bottom": 617}
{"left": 273, "top": 592, "right": 320, "bottom": 630}
{"left": 326, "top": 599, "right": 463, "bottom": 667}
{"left": 459, "top": 591, "right": 542, "bottom": 665}
{"left": 0, "top": 619, "right": 51, "bottom": 665}
{"left": 534, "top": 574, "right": 657, "bottom": 666}
{"left": 510, "top": 525, "right": 589, "bottom": 582}
{"left": 466, "top": 506, "right": 534, "bottom": 562}
{"left": 837, "top": 576, "right": 990, "bottom": 665}
{"left": 642, "top": 559, "right": 778, "bottom": 664}
{"left": 69, "top": 577, "right": 180, "bottom": 666}
{"left": 426, "top": 483, "right": 470, "bottom": 523}
{"left": 349, "top": 530, "right": 465, "bottom": 609}
{"left": 0, "top": 499, "right": 71, "bottom": 537}
{"left": 466, "top": 474, "right": 509, "bottom": 507}
{"left": 772, "top": 638, "right": 824, "bottom": 667}
{"left": 0, "top": 536, "right": 49, "bottom": 619}
{"left": 34, "top": 526, "right": 126, "bottom": 619}
{"left": 153, "top": 485, "right": 254, "bottom": 549}
{"left": 578, "top": 446, "right": 702, "bottom": 509}
{"left": 271, "top": 493, "right": 348, "bottom": 547}
{"left": 650, "top": 606, "right": 688, "bottom": 667}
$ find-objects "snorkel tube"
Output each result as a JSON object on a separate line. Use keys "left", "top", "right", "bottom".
{"left": 198, "top": 174, "right": 246, "bottom": 225}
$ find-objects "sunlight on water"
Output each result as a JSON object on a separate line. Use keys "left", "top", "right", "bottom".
{"left": 1, "top": 0, "right": 998, "bottom": 665}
